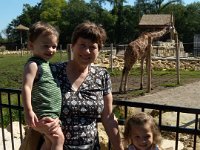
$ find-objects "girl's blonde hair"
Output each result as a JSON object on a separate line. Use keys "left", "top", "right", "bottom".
{"left": 124, "top": 112, "right": 162, "bottom": 146}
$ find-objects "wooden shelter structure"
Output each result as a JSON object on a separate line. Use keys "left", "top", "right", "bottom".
{"left": 15, "top": 24, "right": 29, "bottom": 49}
{"left": 139, "top": 14, "right": 174, "bottom": 29}
{"left": 139, "top": 14, "right": 175, "bottom": 41}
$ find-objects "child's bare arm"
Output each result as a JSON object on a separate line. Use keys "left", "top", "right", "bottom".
{"left": 22, "top": 62, "right": 38, "bottom": 127}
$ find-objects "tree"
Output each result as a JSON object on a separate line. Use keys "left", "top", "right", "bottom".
{"left": 6, "top": 3, "right": 41, "bottom": 46}
{"left": 40, "top": 0, "right": 67, "bottom": 25}
{"left": 119, "top": 5, "right": 139, "bottom": 43}
{"left": 105, "top": 0, "right": 128, "bottom": 43}
{"left": 162, "top": 2, "right": 200, "bottom": 52}
{"left": 3, "top": 0, "right": 200, "bottom": 52}
{"left": 134, "top": 0, "right": 182, "bottom": 16}
{"left": 151, "top": 0, "right": 183, "bottom": 13}
{"left": 0, "top": 29, "right": 7, "bottom": 40}
{"left": 182, "top": 2, "right": 200, "bottom": 52}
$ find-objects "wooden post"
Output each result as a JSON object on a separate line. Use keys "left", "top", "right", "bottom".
{"left": 60, "top": 44, "right": 62, "bottom": 60}
{"left": 175, "top": 32, "right": 180, "bottom": 85}
{"left": 21, "top": 45, "right": 23, "bottom": 57}
{"left": 67, "top": 44, "right": 72, "bottom": 61}
{"left": 110, "top": 43, "right": 113, "bottom": 72}
{"left": 147, "top": 37, "right": 152, "bottom": 93}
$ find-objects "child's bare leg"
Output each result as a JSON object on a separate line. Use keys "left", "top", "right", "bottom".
{"left": 46, "top": 127, "right": 64, "bottom": 150}
{"left": 40, "top": 135, "right": 51, "bottom": 150}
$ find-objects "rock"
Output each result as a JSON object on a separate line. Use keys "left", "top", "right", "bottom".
{"left": 196, "top": 143, "right": 200, "bottom": 150}
{"left": 0, "top": 128, "right": 22, "bottom": 150}
{"left": 161, "top": 139, "right": 184, "bottom": 150}
{"left": 0, "top": 122, "right": 25, "bottom": 150}
{"left": 0, "top": 128, "right": 11, "bottom": 141}
{"left": 158, "top": 112, "right": 196, "bottom": 128}
{"left": 98, "top": 123, "right": 109, "bottom": 149}
{"left": 6, "top": 121, "right": 25, "bottom": 138}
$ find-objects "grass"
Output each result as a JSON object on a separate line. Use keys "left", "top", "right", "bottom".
{"left": 0, "top": 52, "right": 68, "bottom": 126}
{"left": 160, "top": 83, "right": 179, "bottom": 87}
{"left": 1, "top": 53, "right": 200, "bottom": 126}
{"left": 0, "top": 51, "right": 68, "bottom": 89}
{"left": 1, "top": 53, "right": 200, "bottom": 89}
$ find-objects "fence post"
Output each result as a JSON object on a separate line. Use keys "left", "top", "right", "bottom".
{"left": 175, "top": 32, "right": 180, "bottom": 85}
{"left": 67, "top": 44, "right": 72, "bottom": 61}
{"left": 110, "top": 43, "right": 113, "bottom": 72}
{"left": 60, "top": 44, "right": 62, "bottom": 60}
{"left": 147, "top": 37, "right": 152, "bottom": 93}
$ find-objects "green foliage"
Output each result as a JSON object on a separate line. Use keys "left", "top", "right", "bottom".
{"left": 113, "top": 106, "right": 124, "bottom": 119}
{"left": 129, "top": 89, "right": 146, "bottom": 96}
{"left": 40, "top": 0, "right": 66, "bottom": 24}
{"left": 107, "top": 68, "right": 121, "bottom": 76}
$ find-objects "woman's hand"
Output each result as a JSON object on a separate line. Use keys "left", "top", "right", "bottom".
{"left": 34, "top": 117, "right": 61, "bottom": 136}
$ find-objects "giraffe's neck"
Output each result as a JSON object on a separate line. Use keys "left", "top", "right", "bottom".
{"left": 148, "top": 27, "right": 168, "bottom": 39}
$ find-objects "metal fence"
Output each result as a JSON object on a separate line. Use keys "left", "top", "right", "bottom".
{"left": 0, "top": 88, "right": 24, "bottom": 150}
{"left": 113, "top": 100, "right": 200, "bottom": 150}
{"left": 1, "top": 88, "right": 200, "bottom": 150}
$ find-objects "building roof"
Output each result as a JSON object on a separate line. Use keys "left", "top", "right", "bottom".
{"left": 139, "top": 14, "right": 173, "bottom": 29}
{"left": 15, "top": 24, "right": 29, "bottom": 30}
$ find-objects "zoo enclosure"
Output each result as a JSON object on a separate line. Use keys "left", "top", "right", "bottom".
{"left": 1, "top": 88, "right": 200, "bottom": 150}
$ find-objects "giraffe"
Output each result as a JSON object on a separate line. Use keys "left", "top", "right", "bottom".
{"left": 119, "top": 26, "right": 172, "bottom": 93}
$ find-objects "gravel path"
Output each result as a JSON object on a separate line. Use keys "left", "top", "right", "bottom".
{"left": 129, "top": 81, "right": 200, "bottom": 109}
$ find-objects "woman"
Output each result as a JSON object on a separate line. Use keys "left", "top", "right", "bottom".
{"left": 37, "top": 21, "right": 124, "bottom": 150}
{"left": 20, "top": 21, "right": 124, "bottom": 150}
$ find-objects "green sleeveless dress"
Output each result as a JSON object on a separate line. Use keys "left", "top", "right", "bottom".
{"left": 28, "top": 56, "right": 61, "bottom": 119}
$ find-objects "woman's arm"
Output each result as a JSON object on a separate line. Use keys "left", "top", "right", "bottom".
{"left": 101, "top": 93, "right": 124, "bottom": 150}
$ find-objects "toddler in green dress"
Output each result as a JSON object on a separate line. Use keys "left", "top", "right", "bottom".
{"left": 22, "top": 21, "right": 64, "bottom": 150}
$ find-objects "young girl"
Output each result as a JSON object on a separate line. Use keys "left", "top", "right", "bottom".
{"left": 22, "top": 21, "right": 64, "bottom": 150}
{"left": 124, "top": 112, "right": 162, "bottom": 150}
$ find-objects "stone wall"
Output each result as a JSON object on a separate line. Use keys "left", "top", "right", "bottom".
{"left": 94, "top": 53, "right": 200, "bottom": 71}
{"left": 152, "top": 40, "right": 186, "bottom": 57}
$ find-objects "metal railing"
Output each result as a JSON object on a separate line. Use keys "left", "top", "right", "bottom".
{"left": 0, "top": 88, "right": 24, "bottom": 150}
{"left": 1, "top": 88, "right": 200, "bottom": 150}
{"left": 113, "top": 100, "right": 200, "bottom": 150}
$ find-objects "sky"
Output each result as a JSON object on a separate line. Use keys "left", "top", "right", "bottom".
{"left": 0, "top": 0, "right": 197, "bottom": 35}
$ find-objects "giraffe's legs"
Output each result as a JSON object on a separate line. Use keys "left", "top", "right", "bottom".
{"left": 124, "top": 69, "right": 130, "bottom": 93}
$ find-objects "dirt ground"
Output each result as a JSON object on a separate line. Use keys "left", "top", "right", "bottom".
{"left": 110, "top": 74, "right": 200, "bottom": 100}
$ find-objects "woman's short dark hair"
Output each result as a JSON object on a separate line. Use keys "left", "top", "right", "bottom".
{"left": 71, "top": 21, "right": 107, "bottom": 50}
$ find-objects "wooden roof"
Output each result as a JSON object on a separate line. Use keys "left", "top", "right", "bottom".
{"left": 15, "top": 24, "right": 29, "bottom": 30}
{"left": 139, "top": 14, "right": 173, "bottom": 29}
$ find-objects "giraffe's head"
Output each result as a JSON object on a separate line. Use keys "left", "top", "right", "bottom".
{"left": 164, "top": 24, "right": 175, "bottom": 34}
